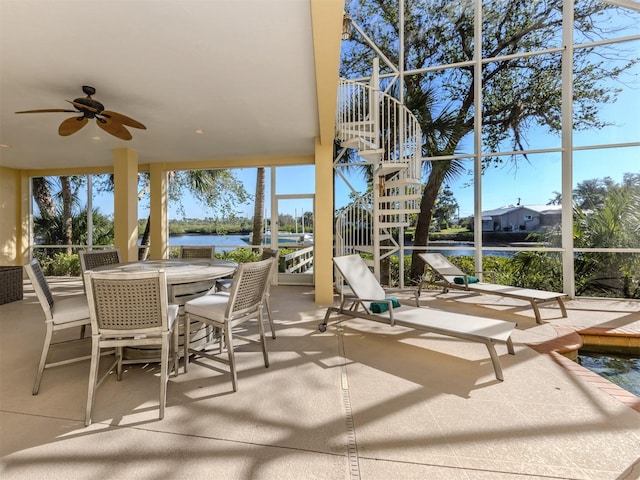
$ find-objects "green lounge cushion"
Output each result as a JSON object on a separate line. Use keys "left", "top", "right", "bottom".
{"left": 370, "top": 297, "right": 401, "bottom": 313}
{"left": 454, "top": 276, "right": 479, "bottom": 285}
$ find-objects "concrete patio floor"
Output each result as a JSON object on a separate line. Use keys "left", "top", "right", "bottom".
{"left": 1, "top": 277, "right": 639, "bottom": 479}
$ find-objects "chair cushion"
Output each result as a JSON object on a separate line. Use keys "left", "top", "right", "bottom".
{"left": 185, "top": 292, "right": 230, "bottom": 322}
{"left": 215, "top": 278, "right": 233, "bottom": 291}
{"left": 167, "top": 304, "right": 179, "bottom": 329}
{"left": 51, "top": 295, "right": 90, "bottom": 325}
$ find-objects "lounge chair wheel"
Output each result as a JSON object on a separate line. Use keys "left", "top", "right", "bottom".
{"left": 318, "top": 323, "right": 327, "bottom": 333}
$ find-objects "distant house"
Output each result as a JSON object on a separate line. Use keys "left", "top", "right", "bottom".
{"left": 479, "top": 204, "right": 562, "bottom": 232}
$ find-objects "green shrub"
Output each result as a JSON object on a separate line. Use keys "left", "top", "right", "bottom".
{"left": 40, "top": 253, "right": 81, "bottom": 276}
{"left": 216, "top": 248, "right": 261, "bottom": 263}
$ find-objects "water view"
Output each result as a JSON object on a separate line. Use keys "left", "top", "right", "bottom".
{"left": 169, "top": 234, "right": 517, "bottom": 257}
{"left": 170, "top": 234, "right": 250, "bottom": 250}
{"left": 169, "top": 234, "right": 311, "bottom": 251}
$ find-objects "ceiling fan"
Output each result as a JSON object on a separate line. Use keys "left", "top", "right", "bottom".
{"left": 15, "top": 85, "right": 146, "bottom": 141}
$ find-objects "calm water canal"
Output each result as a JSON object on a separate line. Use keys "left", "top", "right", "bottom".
{"left": 168, "top": 235, "right": 516, "bottom": 256}
{"left": 169, "top": 234, "right": 250, "bottom": 250}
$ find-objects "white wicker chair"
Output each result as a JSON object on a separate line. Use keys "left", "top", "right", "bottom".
{"left": 216, "top": 248, "right": 279, "bottom": 339}
{"left": 83, "top": 269, "right": 179, "bottom": 426}
{"left": 180, "top": 246, "right": 215, "bottom": 259}
{"left": 184, "top": 257, "right": 273, "bottom": 391}
{"left": 24, "top": 259, "right": 92, "bottom": 395}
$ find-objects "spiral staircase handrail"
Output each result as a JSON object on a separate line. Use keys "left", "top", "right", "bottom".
{"left": 334, "top": 78, "right": 423, "bottom": 283}
{"left": 336, "top": 78, "right": 422, "bottom": 176}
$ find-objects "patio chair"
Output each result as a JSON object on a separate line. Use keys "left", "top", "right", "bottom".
{"left": 180, "top": 246, "right": 215, "bottom": 259}
{"left": 24, "top": 259, "right": 92, "bottom": 395}
{"left": 79, "top": 248, "right": 122, "bottom": 273}
{"left": 215, "top": 248, "right": 279, "bottom": 338}
{"left": 320, "top": 254, "right": 516, "bottom": 381}
{"left": 83, "top": 269, "right": 179, "bottom": 426}
{"left": 79, "top": 249, "right": 122, "bottom": 339}
{"left": 184, "top": 257, "right": 273, "bottom": 391}
{"left": 416, "top": 253, "right": 568, "bottom": 324}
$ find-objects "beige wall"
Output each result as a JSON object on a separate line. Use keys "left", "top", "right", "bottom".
{"left": 0, "top": 167, "right": 22, "bottom": 265}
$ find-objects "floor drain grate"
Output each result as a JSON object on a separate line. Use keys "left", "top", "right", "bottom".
{"left": 337, "top": 328, "right": 361, "bottom": 480}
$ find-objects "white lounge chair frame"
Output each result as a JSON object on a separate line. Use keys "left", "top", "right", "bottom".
{"left": 320, "top": 255, "right": 517, "bottom": 381}
{"left": 416, "top": 253, "right": 568, "bottom": 324}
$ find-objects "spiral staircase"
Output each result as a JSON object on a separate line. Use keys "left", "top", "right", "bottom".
{"left": 334, "top": 67, "right": 423, "bottom": 282}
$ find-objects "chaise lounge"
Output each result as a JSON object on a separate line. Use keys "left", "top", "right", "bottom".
{"left": 416, "top": 253, "right": 568, "bottom": 324}
{"left": 320, "top": 254, "right": 517, "bottom": 381}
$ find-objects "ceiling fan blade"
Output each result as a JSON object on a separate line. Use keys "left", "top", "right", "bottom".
{"left": 58, "top": 116, "right": 88, "bottom": 136}
{"left": 16, "top": 109, "right": 76, "bottom": 114}
{"left": 97, "top": 118, "right": 133, "bottom": 140}
{"left": 65, "top": 99, "right": 99, "bottom": 113}
{"left": 101, "top": 110, "right": 146, "bottom": 130}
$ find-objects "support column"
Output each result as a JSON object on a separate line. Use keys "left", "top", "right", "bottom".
{"left": 561, "top": 0, "right": 575, "bottom": 298}
{"left": 310, "top": 0, "right": 341, "bottom": 304}
{"left": 473, "top": 0, "right": 484, "bottom": 275}
{"left": 113, "top": 148, "right": 139, "bottom": 261}
{"left": 149, "top": 163, "right": 168, "bottom": 260}
{"left": 314, "top": 137, "right": 335, "bottom": 305}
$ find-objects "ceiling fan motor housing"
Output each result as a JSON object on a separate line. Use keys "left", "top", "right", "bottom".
{"left": 74, "top": 97, "right": 105, "bottom": 117}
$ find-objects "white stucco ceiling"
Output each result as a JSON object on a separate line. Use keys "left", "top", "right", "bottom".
{"left": 0, "top": 0, "right": 320, "bottom": 170}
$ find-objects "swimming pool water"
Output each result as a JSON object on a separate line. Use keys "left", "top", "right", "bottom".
{"left": 577, "top": 351, "right": 640, "bottom": 397}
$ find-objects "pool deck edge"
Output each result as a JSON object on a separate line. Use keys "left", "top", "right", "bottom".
{"left": 526, "top": 324, "right": 640, "bottom": 413}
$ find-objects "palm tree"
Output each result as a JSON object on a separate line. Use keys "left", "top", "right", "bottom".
{"left": 32, "top": 177, "right": 55, "bottom": 218}
{"left": 522, "top": 174, "right": 640, "bottom": 298}
{"left": 573, "top": 179, "right": 640, "bottom": 297}
{"left": 31, "top": 175, "right": 83, "bottom": 255}
{"left": 60, "top": 176, "right": 74, "bottom": 254}
{"left": 252, "top": 167, "right": 266, "bottom": 247}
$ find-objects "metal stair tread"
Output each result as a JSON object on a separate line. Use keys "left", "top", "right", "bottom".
{"left": 378, "top": 211, "right": 420, "bottom": 217}
{"left": 384, "top": 178, "right": 421, "bottom": 187}
{"left": 378, "top": 194, "right": 422, "bottom": 201}
{"left": 379, "top": 222, "right": 410, "bottom": 228}
{"left": 352, "top": 245, "right": 374, "bottom": 254}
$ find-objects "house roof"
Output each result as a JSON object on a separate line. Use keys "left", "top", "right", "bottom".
{"left": 482, "top": 204, "right": 563, "bottom": 216}
{"left": 0, "top": 0, "right": 342, "bottom": 171}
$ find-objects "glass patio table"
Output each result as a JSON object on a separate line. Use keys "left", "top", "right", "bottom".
{"left": 92, "top": 258, "right": 237, "bottom": 360}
